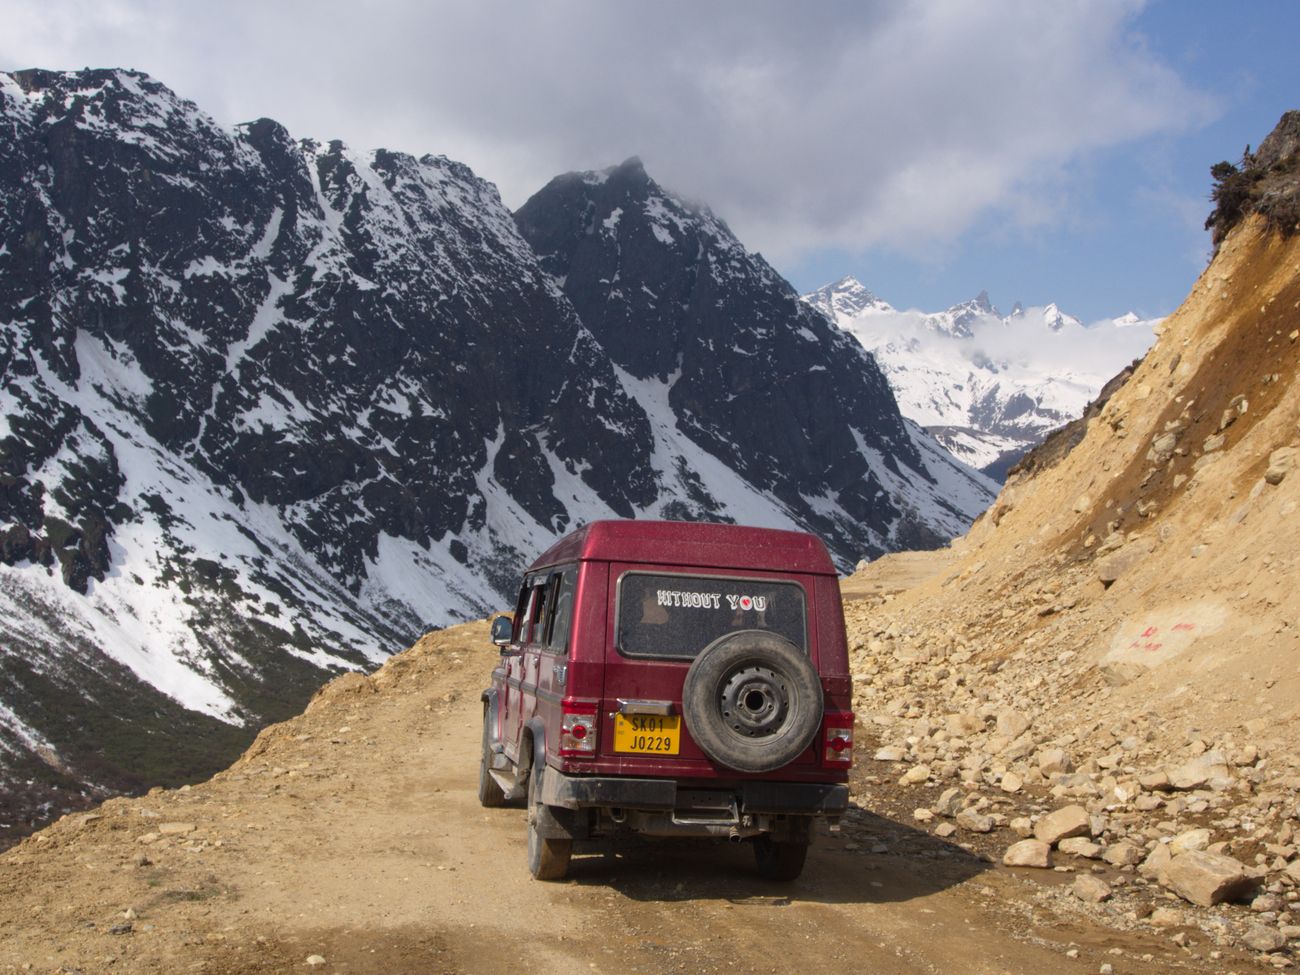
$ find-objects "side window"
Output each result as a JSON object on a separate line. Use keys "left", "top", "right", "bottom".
{"left": 512, "top": 584, "right": 533, "bottom": 643}
{"left": 545, "top": 568, "right": 577, "bottom": 652}
{"left": 525, "top": 578, "right": 549, "bottom": 645}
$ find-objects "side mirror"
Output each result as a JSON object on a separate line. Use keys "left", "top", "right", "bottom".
{"left": 491, "top": 615, "right": 514, "bottom": 648}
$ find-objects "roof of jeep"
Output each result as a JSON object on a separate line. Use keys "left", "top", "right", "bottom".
{"left": 527, "top": 520, "right": 837, "bottom": 576}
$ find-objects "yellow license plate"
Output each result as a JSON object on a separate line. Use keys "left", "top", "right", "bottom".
{"left": 613, "top": 714, "right": 681, "bottom": 755}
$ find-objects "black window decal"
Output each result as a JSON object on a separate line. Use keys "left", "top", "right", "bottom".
{"left": 616, "top": 571, "right": 807, "bottom": 660}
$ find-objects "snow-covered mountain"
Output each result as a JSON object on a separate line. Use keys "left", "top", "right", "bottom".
{"left": 802, "top": 276, "right": 1159, "bottom": 478}
{"left": 0, "top": 70, "right": 995, "bottom": 836}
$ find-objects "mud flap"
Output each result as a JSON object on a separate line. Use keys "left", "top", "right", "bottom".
{"left": 533, "top": 798, "right": 587, "bottom": 840}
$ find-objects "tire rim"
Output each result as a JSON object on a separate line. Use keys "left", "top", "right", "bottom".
{"left": 719, "top": 665, "right": 790, "bottom": 737}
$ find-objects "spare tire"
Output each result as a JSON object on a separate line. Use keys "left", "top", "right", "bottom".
{"left": 682, "top": 630, "right": 823, "bottom": 773}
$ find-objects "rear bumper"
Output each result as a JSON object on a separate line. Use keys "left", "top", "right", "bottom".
{"left": 540, "top": 769, "right": 849, "bottom": 818}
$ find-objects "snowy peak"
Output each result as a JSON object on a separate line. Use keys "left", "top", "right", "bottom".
{"left": 927, "top": 290, "right": 1000, "bottom": 338}
{"left": 1041, "top": 303, "right": 1083, "bottom": 332}
{"left": 802, "top": 275, "right": 895, "bottom": 321}
{"left": 800, "top": 279, "right": 1160, "bottom": 478}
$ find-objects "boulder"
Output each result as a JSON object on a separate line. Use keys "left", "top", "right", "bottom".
{"left": 956, "top": 809, "right": 995, "bottom": 834}
{"left": 1073, "top": 874, "right": 1112, "bottom": 903}
{"left": 1097, "top": 540, "right": 1153, "bottom": 586}
{"left": 1149, "top": 907, "right": 1183, "bottom": 928}
{"left": 932, "top": 787, "right": 963, "bottom": 817}
{"left": 1037, "top": 747, "right": 1073, "bottom": 775}
{"left": 1140, "top": 843, "right": 1173, "bottom": 881}
{"left": 1138, "top": 770, "right": 1172, "bottom": 792}
{"left": 996, "top": 709, "right": 1031, "bottom": 740}
{"left": 1003, "top": 839, "right": 1052, "bottom": 868}
{"left": 1167, "top": 752, "right": 1232, "bottom": 791}
{"left": 1265, "top": 446, "right": 1296, "bottom": 486}
{"left": 1102, "top": 842, "right": 1145, "bottom": 867}
{"left": 900, "top": 764, "right": 932, "bottom": 785}
{"left": 1162, "top": 850, "right": 1257, "bottom": 907}
{"left": 1058, "top": 837, "right": 1104, "bottom": 859}
{"left": 1241, "top": 923, "right": 1287, "bottom": 953}
{"left": 1034, "top": 805, "right": 1091, "bottom": 846}
{"left": 1169, "top": 828, "right": 1212, "bottom": 856}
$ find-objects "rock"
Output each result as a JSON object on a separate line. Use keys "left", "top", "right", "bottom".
{"left": 1034, "top": 805, "right": 1092, "bottom": 846}
{"left": 913, "top": 808, "right": 934, "bottom": 823}
{"left": 1059, "top": 837, "right": 1104, "bottom": 859}
{"left": 874, "top": 746, "right": 906, "bottom": 762}
{"left": 1073, "top": 874, "right": 1112, "bottom": 903}
{"left": 1098, "top": 661, "right": 1146, "bottom": 685}
{"left": 1149, "top": 432, "right": 1179, "bottom": 464}
{"left": 1010, "top": 817, "right": 1034, "bottom": 838}
{"left": 1286, "top": 861, "right": 1300, "bottom": 884}
{"left": 306, "top": 956, "right": 327, "bottom": 968}
{"left": 1140, "top": 843, "right": 1173, "bottom": 881}
{"left": 1162, "top": 850, "right": 1257, "bottom": 907}
{"left": 1003, "top": 839, "right": 1052, "bottom": 868}
{"left": 1253, "top": 893, "right": 1286, "bottom": 913}
{"left": 933, "top": 787, "right": 963, "bottom": 817}
{"left": 900, "top": 764, "right": 932, "bottom": 785}
{"left": 934, "top": 822, "right": 957, "bottom": 839}
{"left": 1097, "top": 540, "right": 1153, "bottom": 586}
{"left": 1149, "top": 907, "right": 1183, "bottom": 928}
{"left": 1038, "top": 747, "right": 1073, "bottom": 775}
{"left": 946, "top": 712, "right": 982, "bottom": 736}
{"left": 1000, "top": 772, "right": 1024, "bottom": 794}
{"left": 1167, "top": 752, "right": 1231, "bottom": 790}
{"left": 1242, "top": 924, "right": 1287, "bottom": 953}
{"left": 1102, "top": 842, "right": 1145, "bottom": 867}
{"left": 956, "top": 810, "right": 996, "bottom": 833}
{"left": 157, "top": 822, "right": 197, "bottom": 836}
{"left": 1232, "top": 744, "right": 1259, "bottom": 767}
{"left": 1265, "top": 447, "right": 1296, "bottom": 486}
{"left": 996, "top": 709, "right": 1031, "bottom": 740}
{"left": 1138, "top": 770, "right": 1172, "bottom": 792}
{"left": 1170, "top": 828, "right": 1212, "bottom": 856}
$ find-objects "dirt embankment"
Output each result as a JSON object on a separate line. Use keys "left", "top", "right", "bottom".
{"left": 842, "top": 214, "right": 1300, "bottom": 965}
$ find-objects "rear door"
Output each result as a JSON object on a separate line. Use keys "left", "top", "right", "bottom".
{"left": 600, "top": 564, "right": 815, "bottom": 772}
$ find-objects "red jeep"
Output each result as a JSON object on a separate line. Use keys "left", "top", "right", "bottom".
{"left": 479, "top": 520, "right": 853, "bottom": 881}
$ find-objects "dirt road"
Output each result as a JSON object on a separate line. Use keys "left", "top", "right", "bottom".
{"left": 0, "top": 622, "right": 1254, "bottom": 974}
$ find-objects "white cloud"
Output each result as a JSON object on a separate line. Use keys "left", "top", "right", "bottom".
{"left": 1, "top": 1, "right": 1218, "bottom": 266}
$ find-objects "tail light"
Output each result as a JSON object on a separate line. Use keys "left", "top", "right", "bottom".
{"left": 823, "top": 712, "right": 854, "bottom": 767}
{"left": 559, "top": 700, "right": 598, "bottom": 756}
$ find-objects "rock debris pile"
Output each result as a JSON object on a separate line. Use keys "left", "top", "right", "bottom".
{"left": 842, "top": 210, "right": 1300, "bottom": 967}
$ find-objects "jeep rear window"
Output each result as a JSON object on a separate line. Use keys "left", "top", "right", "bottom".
{"left": 615, "top": 571, "right": 807, "bottom": 660}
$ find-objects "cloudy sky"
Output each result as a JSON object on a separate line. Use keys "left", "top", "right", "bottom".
{"left": 5, "top": 0, "right": 1297, "bottom": 320}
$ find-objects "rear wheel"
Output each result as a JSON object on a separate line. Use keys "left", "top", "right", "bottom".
{"left": 477, "top": 708, "right": 507, "bottom": 808}
{"left": 526, "top": 764, "right": 572, "bottom": 881}
{"left": 753, "top": 834, "right": 809, "bottom": 881}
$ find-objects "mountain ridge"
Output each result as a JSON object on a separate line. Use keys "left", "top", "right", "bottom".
{"left": 0, "top": 67, "right": 994, "bottom": 839}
